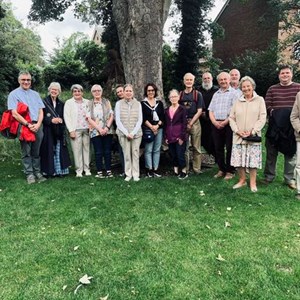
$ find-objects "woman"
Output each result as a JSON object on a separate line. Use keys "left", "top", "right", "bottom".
{"left": 141, "top": 83, "right": 165, "bottom": 177}
{"left": 64, "top": 84, "right": 91, "bottom": 177}
{"left": 229, "top": 76, "right": 266, "bottom": 192}
{"left": 87, "top": 85, "right": 114, "bottom": 178}
{"left": 165, "top": 89, "right": 188, "bottom": 179}
{"left": 115, "top": 84, "right": 143, "bottom": 182}
{"left": 40, "top": 82, "right": 71, "bottom": 177}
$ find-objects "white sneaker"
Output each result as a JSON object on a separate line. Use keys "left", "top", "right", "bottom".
{"left": 133, "top": 177, "right": 140, "bottom": 182}
{"left": 76, "top": 173, "right": 83, "bottom": 178}
{"left": 124, "top": 176, "right": 131, "bottom": 182}
{"left": 85, "top": 171, "right": 91, "bottom": 176}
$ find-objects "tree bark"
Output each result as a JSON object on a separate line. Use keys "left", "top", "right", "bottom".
{"left": 112, "top": 0, "right": 171, "bottom": 101}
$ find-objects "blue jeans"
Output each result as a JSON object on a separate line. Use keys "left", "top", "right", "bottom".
{"left": 144, "top": 128, "right": 163, "bottom": 170}
{"left": 92, "top": 134, "right": 112, "bottom": 171}
{"left": 168, "top": 141, "right": 186, "bottom": 169}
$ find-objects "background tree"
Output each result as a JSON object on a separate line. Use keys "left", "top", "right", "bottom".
{"left": 0, "top": 3, "right": 44, "bottom": 113}
{"left": 43, "top": 32, "right": 107, "bottom": 89}
{"left": 174, "top": 0, "right": 214, "bottom": 86}
{"left": 29, "top": 0, "right": 172, "bottom": 100}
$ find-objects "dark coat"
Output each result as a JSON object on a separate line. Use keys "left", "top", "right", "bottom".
{"left": 40, "top": 96, "right": 71, "bottom": 175}
{"left": 266, "top": 108, "right": 296, "bottom": 157}
{"left": 164, "top": 105, "right": 187, "bottom": 143}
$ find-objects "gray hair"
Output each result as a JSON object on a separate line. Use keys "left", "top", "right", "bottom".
{"left": 91, "top": 84, "right": 103, "bottom": 92}
{"left": 18, "top": 71, "right": 31, "bottom": 80}
{"left": 71, "top": 84, "right": 83, "bottom": 92}
{"left": 48, "top": 82, "right": 61, "bottom": 94}
{"left": 239, "top": 76, "right": 256, "bottom": 90}
{"left": 168, "top": 89, "right": 180, "bottom": 98}
{"left": 183, "top": 73, "right": 195, "bottom": 80}
{"left": 217, "top": 72, "right": 230, "bottom": 81}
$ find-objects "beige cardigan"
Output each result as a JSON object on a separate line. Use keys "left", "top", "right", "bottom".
{"left": 290, "top": 92, "right": 300, "bottom": 142}
{"left": 229, "top": 92, "right": 267, "bottom": 144}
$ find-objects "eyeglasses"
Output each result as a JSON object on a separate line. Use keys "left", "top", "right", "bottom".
{"left": 92, "top": 90, "right": 101, "bottom": 92}
{"left": 21, "top": 79, "right": 31, "bottom": 82}
{"left": 147, "top": 89, "right": 155, "bottom": 92}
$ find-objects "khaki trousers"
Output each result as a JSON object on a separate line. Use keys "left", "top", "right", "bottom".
{"left": 70, "top": 129, "right": 90, "bottom": 175}
{"left": 119, "top": 135, "right": 142, "bottom": 179}
{"left": 185, "top": 119, "right": 202, "bottom": 173}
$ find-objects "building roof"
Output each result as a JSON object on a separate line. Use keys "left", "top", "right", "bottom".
{"left": 214, "top": 0, "right": 230, "bottom": 22}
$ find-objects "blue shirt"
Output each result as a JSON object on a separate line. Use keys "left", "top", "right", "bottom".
{"left": 8, "top": 87, "right": 45, "bottom": 121}
{"left": 208, "top": 86, "right": 239, "bottom": 120}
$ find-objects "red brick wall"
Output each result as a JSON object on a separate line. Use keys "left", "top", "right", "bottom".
{"left": 213, "top": 0, "right": 278, "bottom": 68}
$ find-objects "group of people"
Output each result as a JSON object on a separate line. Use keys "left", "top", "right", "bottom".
{"left": 6, "top": 66, "right": 300, "bottom": 199}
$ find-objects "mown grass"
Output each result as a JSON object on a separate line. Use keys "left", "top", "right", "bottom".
{"left": 0, "top": 139, "right": 299, "bottom": 300}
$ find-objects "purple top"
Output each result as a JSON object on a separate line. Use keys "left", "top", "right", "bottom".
{"left": 164, "top": 105, "right": 187, "bottom": 143}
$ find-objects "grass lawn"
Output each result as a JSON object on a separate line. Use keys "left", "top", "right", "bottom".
{"left": 0, "top": 143, "right": 299, "bottom": 299}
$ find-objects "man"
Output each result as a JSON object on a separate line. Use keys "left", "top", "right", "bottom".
{"left": 7, "top": 71, "right": 46, "bottom": 184}
{"left": 179, "top": 73, "right": 205, "bottom": 174}
{"left": 208, "top": 72, "right": 239, "bottom": 180}
{"left": 230, "top": 68, "right": 243, "bottom": 97}
{"left": 199, "top": 72, "right": 218, "bottom": 157}
{"left": 264, "top": 65, "right": 300, "bottom": 189}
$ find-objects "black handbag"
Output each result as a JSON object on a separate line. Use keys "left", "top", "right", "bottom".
{"left": 242, "top": 134, "right": 261, "bottom": 143}
{"left": 142, "top": 128, "right": 155, "bottom": 143}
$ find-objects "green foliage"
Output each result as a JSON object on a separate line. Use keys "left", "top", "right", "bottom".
{"left": 0, "top": 3, "right": 44, "bottom": 113}
{"left": 232, "top": 43, "right": 279, "bottom": 97}
{"left": 162, "top": 44, "right": 177, "bottom": 98}
{"left": 75, "top": 40, "right": 107, "bottom": 85}
{"left": 43, "top": 32, "right": 107, "bottom": 90}
{"left": 174, "top": 0, "right": 214, "bottom": 83}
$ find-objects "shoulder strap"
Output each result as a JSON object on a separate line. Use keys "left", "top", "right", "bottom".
{"left": 43, "top": 99, "right": 59, "bottom": 118}
{"left": 193, "top": 90, "right": 198, "bottom": 103}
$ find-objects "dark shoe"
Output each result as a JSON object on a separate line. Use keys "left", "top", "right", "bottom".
{"left": 146, "top": 170, "right": 154, "bottom": 178}
{"left": 178, "top": 172, "right": 188, "bottom": 180}
{"left": 35, "top": 173, "right": 47, "bottom": 183}
{"left": 261, "top": 179, "right": 272, "bottom": 185}
{"left": 153, "top": 171, "right": 162, "bottom": 178}
{"left": 106, "top": 170, "right": 113, "bottom": 178}
{"left": 27, "top": 175, "right": 36, "bottom": 184}
{"left": 95, "top": 171, "right": 105, "bottom": 178}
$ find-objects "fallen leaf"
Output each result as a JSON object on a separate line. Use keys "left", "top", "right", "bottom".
{"left": 226, "top": 207, "right": 232, "bottom": 211}
{"left": 91, "top": 207, "right": 97, "bottom": 210}
{"left": 217, "top": 270, "right": 222, "bottom": 276}
{"left": 79, "top": 274, "right": 93, "bottom": 284}
{"left": 62, "top": 285, "right": 67, "bottom": 290}
{"left": 90, "top": 183, "right": 95, "bottom": 186}
{"left": 206, "top": 225, "right": 211, "bottom": 229}
{"left": 216, "top": 254, "right": 226, "bottom": 262}
{"left": 225, "top": 221, "right": 231, "bottom": 228}
{"left": 100, "top": 294, "right": 109, "bottom": 300}
{"left": 74, "top": 246, "right": 79, "bottom": 251}
{"left": 0, "top": 189, "right": 2, "bottom": 192}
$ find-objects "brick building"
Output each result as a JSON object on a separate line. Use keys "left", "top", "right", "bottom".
{"left": 213, "top": 0, "right": 299, "bottom": 68}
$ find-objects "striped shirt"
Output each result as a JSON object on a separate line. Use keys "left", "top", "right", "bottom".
{"left": 208, "top": 86, "right": 239, "bottom": 120}
{"left": 265, "top": 82, "right": 300, "bottom": 115}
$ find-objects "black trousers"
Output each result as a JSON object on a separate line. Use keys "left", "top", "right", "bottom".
{"left": 211, "top": 124, "right": 235, "bottom": 174}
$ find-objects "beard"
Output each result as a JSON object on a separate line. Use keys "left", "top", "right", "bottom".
{"left": 202, "top": 81, "right": 213, "bottom": 91}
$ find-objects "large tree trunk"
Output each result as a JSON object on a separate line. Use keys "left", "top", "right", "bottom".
{"left": 112, "top": 0, "right": 171, "bottom": 101}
